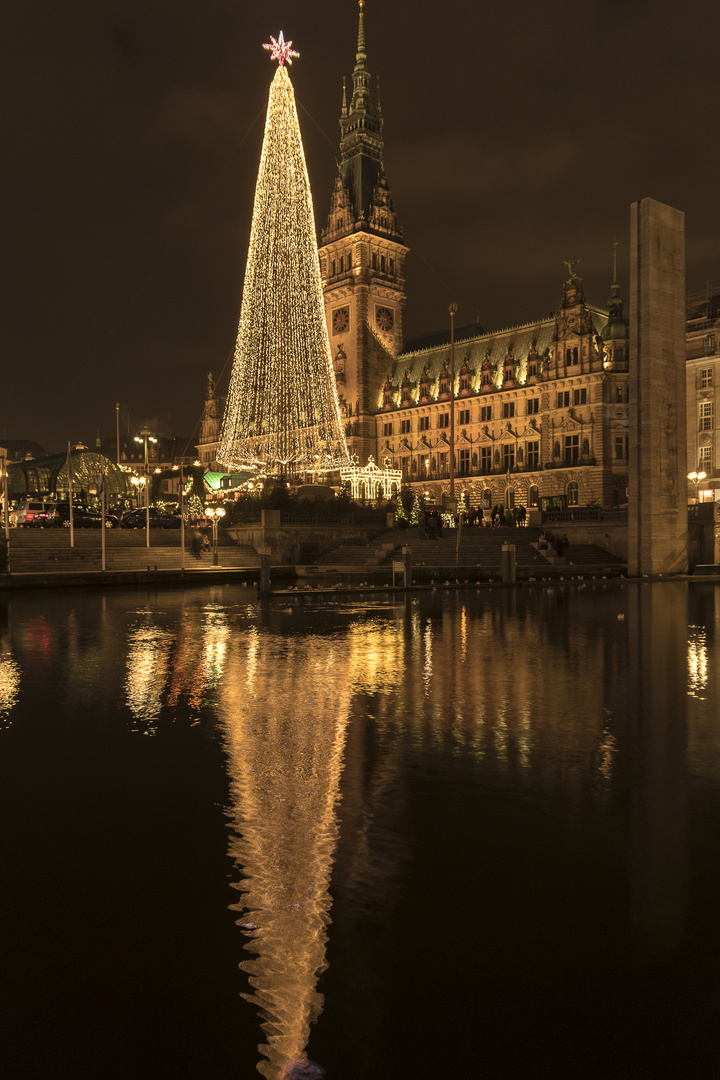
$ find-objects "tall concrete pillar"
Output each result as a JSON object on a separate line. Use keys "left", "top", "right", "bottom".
{"left": 628, "top": 198, "right": 688, "bottom": 576}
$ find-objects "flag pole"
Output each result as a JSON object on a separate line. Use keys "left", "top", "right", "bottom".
{"left": 67, "top": 442, "right": 75, "bottom": 548}
{"left": 179, "top": 463, "right": 185, "bottom": 571}
{"left": 100, "top": 461, "right": 106, "bottom": 572}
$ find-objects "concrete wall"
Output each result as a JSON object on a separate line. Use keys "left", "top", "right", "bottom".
{"left": 229, "top": 519, "right": 390, "bottom": 564}
{"left": 628, "top": 199, "right": 688, "bottom": 575}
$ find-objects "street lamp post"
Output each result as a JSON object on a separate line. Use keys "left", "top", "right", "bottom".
{"left": 688, "top": 470, "right": 707, "bottom": 503}
{"left": 134, "top": 428, "right": 157, "bottom": 548}
{"left": 448, "top": 302, "right": 457, "bottom": 505}
{"left": 205, "top": 506, "right": 226, "bottom": 566}
{"left": 0, "top": 449, "right": 9, "bottom": 541}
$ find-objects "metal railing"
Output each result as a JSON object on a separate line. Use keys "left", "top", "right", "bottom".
{"left": 542, "top": 506, "right": 628, "bottom": 524}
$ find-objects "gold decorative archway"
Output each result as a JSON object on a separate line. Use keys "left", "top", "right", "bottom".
{"left": 339, "top": 455, "right": 401, "bottom": 501}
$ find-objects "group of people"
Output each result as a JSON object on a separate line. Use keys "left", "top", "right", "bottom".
{"left": 489, "top": 504, "right": 527, "bottom": 528}
{"left": 417, "top": 511, "right": 445, "bottom": 541}
{"left": 539, "top": 529, "right": 570, "bottom": 556}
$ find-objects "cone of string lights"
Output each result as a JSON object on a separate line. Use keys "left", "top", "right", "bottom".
{"left": 218, "top": 33, "right": 349, "bottom": 479}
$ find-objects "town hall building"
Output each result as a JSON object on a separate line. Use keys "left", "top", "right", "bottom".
{"left": 317, "top": 3, "right": 630, "bottom": 511}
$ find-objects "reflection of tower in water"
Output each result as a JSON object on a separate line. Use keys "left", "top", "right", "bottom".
{"left": 220, "top": 634, "right": 354, "bottom": 1080}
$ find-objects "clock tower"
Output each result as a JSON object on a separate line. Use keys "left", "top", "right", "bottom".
{"left": 319, "top": 1, "right": 408, "bottom": 465}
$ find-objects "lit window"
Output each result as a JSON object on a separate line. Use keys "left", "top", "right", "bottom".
{"left": 700, "top": 402, "right": 714, "bottom": 431}
{"left": 564, "top": 434, "right": 579, "bottom": 465}
{"left": 567, "top": 481, "right": 579, "bottom": 505}
{"left": 528, "top": 485, "right": 539, "bottom": 507}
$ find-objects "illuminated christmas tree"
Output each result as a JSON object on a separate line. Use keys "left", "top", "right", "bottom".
{"left": 218, "top": 33, "right": 349, "bottom": 477}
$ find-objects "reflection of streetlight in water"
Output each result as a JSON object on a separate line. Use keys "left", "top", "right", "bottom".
{"left": 220, "top": 636, "right": 353, "bottom": 1080}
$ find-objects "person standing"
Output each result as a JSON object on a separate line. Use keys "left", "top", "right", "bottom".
{"left": 191, "top": 528, "right": 203, "bottom": 560}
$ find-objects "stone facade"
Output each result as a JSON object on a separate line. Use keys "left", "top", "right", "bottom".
{"left": 373, "top": 277, "right": 630, "bottom": 511}
{"left": 686, "top": 289, "right": 720, "bottom": 502}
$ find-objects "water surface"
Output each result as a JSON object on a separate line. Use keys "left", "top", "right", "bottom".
{"left": 1, "top": 582, "right": 719, "bottom": 1079}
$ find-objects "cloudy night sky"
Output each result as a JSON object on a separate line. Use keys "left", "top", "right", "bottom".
{"left": 3, "top": 0, "right": 719, "bottom": 453}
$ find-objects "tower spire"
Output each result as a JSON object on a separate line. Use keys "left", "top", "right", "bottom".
{"left": 357, "top": 0, "right": 367, "bottom": 64}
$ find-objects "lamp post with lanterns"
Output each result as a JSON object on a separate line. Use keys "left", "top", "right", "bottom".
{"left": 205, "top": 506, "right": 226, "bottom": 566}
{"left": 448, "top": 301, "right": 457, "bottom": 506}
{"left": 133, "top": 428, "right": 157, "bottom": 547}
{"left": 0, "top": 447, "right": 8, "bottom": 541}
{"left": 688, "top": 470, "right": 707, "bottom": 503}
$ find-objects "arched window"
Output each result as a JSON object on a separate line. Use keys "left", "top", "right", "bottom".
{"left": 482, "top": 487, "right": 492, "bottom": 508}
{"left": 528, "top": 485, "right": 539, "bottom": 507}
{"left": 567, "top": 481, "right": 579, "bottom": 506}
{"left": 505, "top": 486, "right": 516, "bottom": 509}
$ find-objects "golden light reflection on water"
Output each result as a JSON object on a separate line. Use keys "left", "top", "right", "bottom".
{"left": 0, "top": 649, "right": 21, "bottom": 727}
{"left": 220, "top": 621, "right": 403, "bottom": 1080}
{"left": 687, "top": 627, "right": 708, "bottom": 698}
{"left": 125, "top": 624, "right": 173, "bottom": 732}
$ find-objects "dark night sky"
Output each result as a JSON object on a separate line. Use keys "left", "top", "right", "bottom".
{"left": 3, "top": 0, "right": 719, "bottom": 454}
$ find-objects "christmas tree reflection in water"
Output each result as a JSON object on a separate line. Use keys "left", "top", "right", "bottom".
{"left": 221, "top": 633, "right": 353, "bottom": 1080}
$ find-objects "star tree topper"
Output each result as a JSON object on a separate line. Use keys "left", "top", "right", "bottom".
{"left": 263, "top": 31, "right": 299, "bottom": 66}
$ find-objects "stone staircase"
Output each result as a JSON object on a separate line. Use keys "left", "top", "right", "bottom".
{"left": 309, "top": 526, "right": 625, "bottom": 575}
{"left": 6, "top": 529, "right": 260, "bottom": 574}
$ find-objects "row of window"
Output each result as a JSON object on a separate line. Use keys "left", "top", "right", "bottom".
{"left": 394, "top": 434, "right": 612, "bottom": 476}
{"left": 328, "top": 252, "right": 396, "bottom": 277}
{"left": 382, "top": 391, "right": 596, "bottom": 436}
{"left": 398, "top": 463, "right": 583, "bottom": 509}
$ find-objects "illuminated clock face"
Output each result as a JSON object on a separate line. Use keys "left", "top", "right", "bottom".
{"left": 377, "top": 306, "right": 394, "bottom": 332}
{"left": 333, "top": 307, "right": 349, "bottom": 334}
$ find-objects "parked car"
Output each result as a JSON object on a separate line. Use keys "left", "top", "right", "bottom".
{"left": 55, "top": 503, "right": 120, "bottom": 529}
{"left": 121, "top": 508, "right": 182, "bottom": 529}
{"left": 15, "top": 501, "right": 59, "bottom": 527}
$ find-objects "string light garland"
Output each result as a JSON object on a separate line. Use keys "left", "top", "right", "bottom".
{"left": 218, "top": 41, "right": 349, "bottom": 478}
